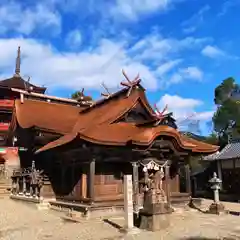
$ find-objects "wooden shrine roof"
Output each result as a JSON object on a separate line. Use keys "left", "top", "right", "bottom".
{"left": 203, "top": 140, "right": 240, "bottom": 161}
{"left": 34, "top": 84, "right": 219, "bottom": 154}
{"left": 13, "top": 99, "right": 83, "bottom": 135}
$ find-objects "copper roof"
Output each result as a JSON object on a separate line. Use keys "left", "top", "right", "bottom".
{"left": 14, "top": 99, "right": 82, "bottom": 134}
{"left": 35, "top": 85, "right": 219, "bottom": 154}
{"left": 36, "top": 122, "right": 218, "bottom": 153}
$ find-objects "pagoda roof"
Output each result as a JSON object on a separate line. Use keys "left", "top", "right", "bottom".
{"left": 33, "top": 81, "right": 219, "bottom": 154}
{"left": 203, "top": 140, "right": 240, "bottom": 161}
{"left": 0, "top": 76, "right": 46, "bottom": 94}
{"left": 0, "top": 46, "right": 46, "bottom": 94}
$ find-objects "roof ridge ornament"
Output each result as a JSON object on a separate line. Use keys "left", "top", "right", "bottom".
{"left": 14, "top": 46, "right": 21, "bottom": 77}
{"left": 120, "top": 69, "right": 141, "bottom": 97}
{"left": 75, "top": 88, "right": 93, "bottom": 106}
{"left": 153, "top": 104, "right": 169, "bottom": 125}
{"left": 101, "top": 82, "right": 111, "bottom": 99}
{"left": 78, "top": 88, "right": 85, "bottom": 101}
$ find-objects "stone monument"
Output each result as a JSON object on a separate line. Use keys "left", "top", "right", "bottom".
{"left": 139, "top": 165, "right": 173, "bottom": 232}
{"left": 208, "top": 172, "right": 225, "bottom": 215}
{"left": 123, "top": 174, "right": 134, "bottom": 230}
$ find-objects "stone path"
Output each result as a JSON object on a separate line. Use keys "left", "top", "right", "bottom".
{"left": 0, "top": 198, "right": 122, "bottom": 240}
{"left": 1, "top": 198, "right": 240, "bottom": 240}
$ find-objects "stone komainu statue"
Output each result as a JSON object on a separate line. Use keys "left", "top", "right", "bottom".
{"left": 31, "top": 169, "right": 43, "bottom": 197}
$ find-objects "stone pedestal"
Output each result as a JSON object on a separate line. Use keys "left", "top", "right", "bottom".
{"left": 139, "top": 191, "right": 173, "bottom": 232}
{"left": 139, "top": 203, "right": 172, "bottom": 231}
{"left": 208, "top": 202, "right": 225, "bottom": 215}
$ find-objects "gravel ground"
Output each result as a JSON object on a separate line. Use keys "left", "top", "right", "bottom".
{"left": 0, "top": 198, "right": 240, "bottom": 240}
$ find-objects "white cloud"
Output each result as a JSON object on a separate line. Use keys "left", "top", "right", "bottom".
{"left": 157, "top": 94, "right": 213, "bottom": 121}
{"left": 155, "top": 59, "right": 182, "bottom": 75}
{"left": 192, "top": 111, "right": 214, "bottom": 121}
{"left": 130, "top": 33, "right": 210, "bottom": 62}
{"left": 181, "top": 5, "right": 210, "bottom": 34}
{"left": 0, "top": 30, "right": 208, "bottom": 92}
{"left": 110, "top": 0, "right": 174, "bottom": 21}
{"left": 0, "top": 37, "right": 159, "bottom": 91}
{"left": 42, "top": 0, "right": 181, "bottom": 23}
{"left": 180, "top": 67, "right": 203, "bottom": 80}
{"left": 201, "top": 45, "right": 225, "bottom": 59}
{"left": 65, "top": 30, "right": 82, "bottom": 49}
{"left": 168, "top": 73, "right": 183, "bottom": 84}
{"left": 218, "top": 0, "right": 240, "bottom": 17}
{"left": 168, "top": 66, "right": 203, "bottom": 85}
{"left": 0, "top": 1, "right": 61, "bottom": 35}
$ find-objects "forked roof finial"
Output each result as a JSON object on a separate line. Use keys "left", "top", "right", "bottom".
{"left": 14, "top": 46, "right": 21, "bottom": 77}
{"left": 101, "top": 82, "right": 111, "bottom": 99}
{"left": 153, "top": 104, "right": 168, "bottom": 124}
{"left": 120, "top": 69, "right": 141, "bottom": 97}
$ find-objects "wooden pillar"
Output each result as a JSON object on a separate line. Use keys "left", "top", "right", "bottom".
{"left": 132, "top": 162, "right": 139, "bottom": 213}
{"left": 61, "top": 163, "right": 64, "bottom": 193}
{"left": 81, "top": 173, "right": 87, "bottom": 198}
{"left": 165, "top": 165, "right": 171, "bottom": 207}
{"left": 185, "top": 163, "right": 191, "bottom": 194}
{"left": 217, "top": 160, "right": 222, "bottom": 189}
{"left": 89, "top": 158, "right": 96, "bottom": 202}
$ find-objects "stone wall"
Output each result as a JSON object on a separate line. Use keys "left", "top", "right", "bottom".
{"left": 2, "top": 148, "right": 20, "bottom": 184}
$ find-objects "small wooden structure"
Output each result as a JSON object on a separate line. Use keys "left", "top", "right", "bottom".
{"left": 9, "top": 71, "right": 219, "bottom": 217}
{"left": 203, "top": 139, "right": 240, "bottom": 197}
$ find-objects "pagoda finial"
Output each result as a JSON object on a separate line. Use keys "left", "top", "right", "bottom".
{"left": 14, "top": 46, "right": 21, "bottom": 77}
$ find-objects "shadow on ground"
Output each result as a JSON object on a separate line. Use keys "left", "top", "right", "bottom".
{"left": 180, "top": 238, "right": 237, "bottom": 240}
{"left": 188, "top": 200, "right": 208, "bottom": 214}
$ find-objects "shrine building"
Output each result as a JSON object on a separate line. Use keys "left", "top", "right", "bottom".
{"left": 8, "top": 70, "right": 219, "bottom": 218}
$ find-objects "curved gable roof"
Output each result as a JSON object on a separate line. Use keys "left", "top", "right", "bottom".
{"left": 14, "top": 99, "right": 82, "bottom": 134}
{"left": 35, "top": 86, "right": 219, "bottom": 155}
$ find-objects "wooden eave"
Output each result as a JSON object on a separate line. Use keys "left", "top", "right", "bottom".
{"left": 36, "top": 122, "right": 219, "bottom": 155}
{"left": 35, "top": 85, "right": 219, "bottom": 155}
{"left": 14, "top": 99, "right": 83, "bottom": 135}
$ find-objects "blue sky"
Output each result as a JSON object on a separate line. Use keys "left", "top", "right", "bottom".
{"left": 0, "top": 0, "right": 239, "bottom": 135}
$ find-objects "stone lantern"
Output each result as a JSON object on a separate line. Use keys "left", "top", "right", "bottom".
{"left": 208, "top": 172, "right": 225, "bottom": 214}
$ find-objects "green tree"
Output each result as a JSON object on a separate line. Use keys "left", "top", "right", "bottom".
{"left": 71, "top": 89, "right": 93, "bottom": 101}
{"left": 212, "top": 77, "right": 240, "bottom": 147}
{"left": 203, "top": 132, "right": 218, "bottom": 145}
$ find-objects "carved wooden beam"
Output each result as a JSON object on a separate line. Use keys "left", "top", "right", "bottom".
{"left": 153, "top": 139, "right": 189, "bottom": 156}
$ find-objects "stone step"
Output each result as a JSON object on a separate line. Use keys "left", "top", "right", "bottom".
{"left": 0, "top": 186, "right": 10, "bottom": 191}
